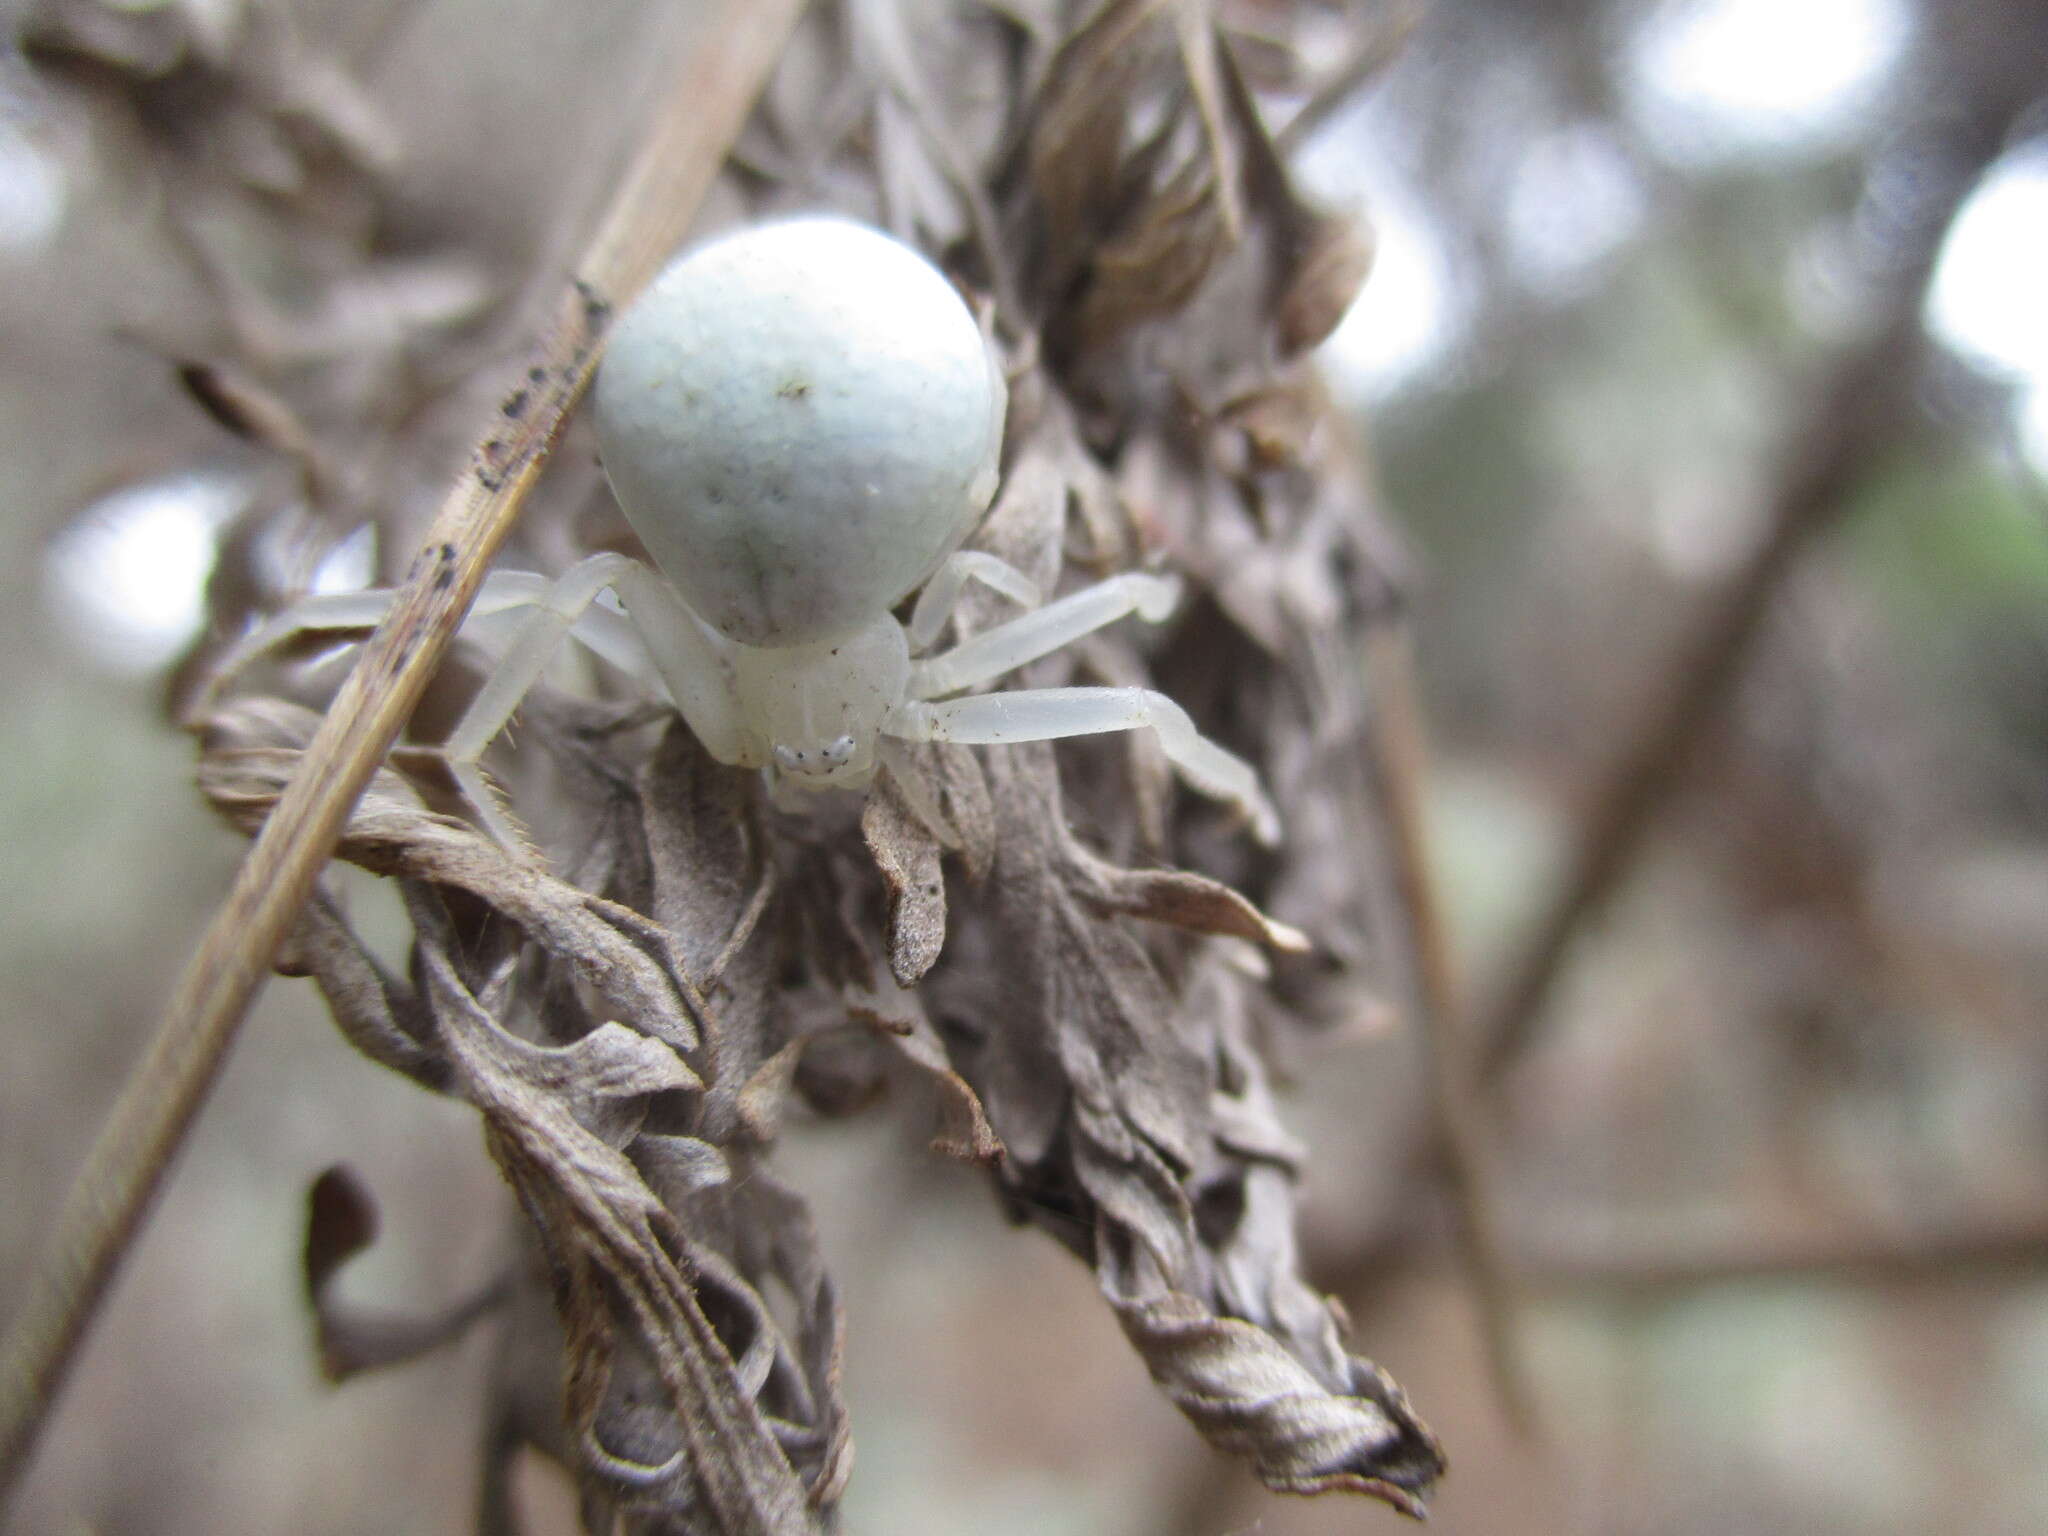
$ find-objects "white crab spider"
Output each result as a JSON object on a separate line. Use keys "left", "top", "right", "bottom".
{"left": 213, "top": 218, "right": 1279, "bottom": 846}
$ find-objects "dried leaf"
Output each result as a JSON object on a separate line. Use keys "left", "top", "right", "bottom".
{"left": 735, "top": 1038, "right": 810, "bottom": 1145}
{"left": 1022, "top": 0, "right": 1178, "bottom": 298}
{"left": 302, "top": 1165, "right": 507, "bottom": 1383}
{"left": 1069, "top": 841, "right": 1311, "bottom": 951}
{"left": 846, "top": 989, "right": 1004, "bottom": 1164}
{"left": 278, "top": 890, "right": 446, "bottom": 1089}
{"left": 199, "top": 705, "right": 707, "bottom": 1058}
{"left": 195, "top": 697, "right": 852, "bottom": 1525}
{"left": 1275, "top": 209, "right": 1373, "bottom": 355}
{"left": 1107, "top": 1273, "right": 1446, "bottom": 1515}
{"left": 932, "top": 743, "right": 998, "bottom": 881}
{"left": 421, "top": 936, "right": 823, "bottom": 1532}
{"left": 861, "top": 770, "right": 949, "bottom": 986}
{"left": 1069, "top": 154, "right": 1233, "bottom": 351}
{"left": 918, "top": 717, "right": 1437, "bottom": 1508}
{"left": 1021, "top": 1, "right": 1257, "bottom": 360}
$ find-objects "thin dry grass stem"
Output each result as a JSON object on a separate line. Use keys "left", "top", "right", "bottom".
{"left": 1174, "top": 4, "right": 1246, "bottom": 241}
{"left": 1377, "top": 1211, "right": 2048, "bottom": 1295}
{"left": 1272, "top": 0, "right": 1423, "bottom": 155}
{"left": 1542, "top": 1222, "right": 2048, "bottom": 1293}
{"left": 1362, "top": 622, "right": 1536, "bottom": 1435}
{"left": 0, "top": 0, "right": 805, "bottom": 1501}
{"left": 1470, "top": 110, "right": 2018, "bottom": 1095}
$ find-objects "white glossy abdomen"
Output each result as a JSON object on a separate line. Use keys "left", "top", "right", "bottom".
{"left": 593, "top": 218, "right": 1006, "bottom": 649}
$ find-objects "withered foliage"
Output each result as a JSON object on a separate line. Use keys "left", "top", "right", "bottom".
{"left": 45, "top": 0, "right": 1445, "bottom": 1527}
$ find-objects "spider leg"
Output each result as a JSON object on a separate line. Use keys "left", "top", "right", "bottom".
{"left": 906, "top": 550, "right": 1042, "bottom": 650}
{"left": 886, "top": 685, "right": 1280, "bottom": 844}
{"left": 908, "top": 571, "right": 1180, "bottom": 698}
{"left": 196, "top": 570, "right": 644, "bottom": 714}
{"left": 440, "top": 554, "right": 745, "bottom": 850}
{"left": 208, "top": 553, "right": 746, "bottom": 852}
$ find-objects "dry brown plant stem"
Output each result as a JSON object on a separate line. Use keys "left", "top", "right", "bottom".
{"left": 1272, "top": 0, "right": 1422, "bottom": 156}
{"left": 1471, "top": 114, "right": 2014, "bottom": 1092}
{"left": 1363, "top": 621, "right": 1535, "bottom": 1432}
{"left": 0, "top": 0, "right": 805, "bottom": 1502}
{"left": 1361, "top": 1212, "right": 2048, "bottom": 1295}
{"left": 1538, "top": 1222, "right": 2048, "bottom": 1292}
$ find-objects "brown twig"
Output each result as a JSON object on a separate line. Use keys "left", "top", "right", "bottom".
{"left": 1471, "top": 110, "right": 2018, "bottom": 1092}
{"left": 1339, "top": 1213, "right": 2048, "bottom": 1296}
{"left": 1271, "top": 0, "right": 1422, "bottom": 156}
{"left": 1363, "top": 621, "right": 1536, "bottom": 1433}
{"left": 1537, "top": 1222, "right": 2048, "bottom": 1293}
{"left": 0, "top": 0, "right": 805, "bottom": 1501}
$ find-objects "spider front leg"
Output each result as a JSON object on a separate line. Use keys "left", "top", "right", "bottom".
{"left": 906, "top": 550, "right": 1043, "bottom": 650}
{"left": 886, "top": 686, "right": 1279, "bottom": 843}
{"left": 204, "top": 552, "right": 747, "bottom": 854}
{"left": 436, "top": 553, "right": 745, "bottom": 850}
{"left": 196, "top": 569, "right": 643, "bottom": 716}
{"left": 908, "top": 570, "right": 1181, "bottom": 696}
{"left": 897, "top": 569, "right": 1278, "bottom": 841}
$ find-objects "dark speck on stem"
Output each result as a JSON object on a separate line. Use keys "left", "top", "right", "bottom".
{"left": 573, "top": 278, "right": 613, "bottom": 329}
{"left": 475, "top": 438, "right": 514, "bottom": 490}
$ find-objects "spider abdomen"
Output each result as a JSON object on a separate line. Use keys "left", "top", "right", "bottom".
{"left": 593, "top": 218, "right": 1006, "bottom": 650}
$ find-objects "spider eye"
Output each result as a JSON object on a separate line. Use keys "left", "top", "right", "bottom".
{"left": 824, "top": 734, "right": 856, "bottom": 765}
{"left": 773, "top": 744, "right": 800, "bottom": 771}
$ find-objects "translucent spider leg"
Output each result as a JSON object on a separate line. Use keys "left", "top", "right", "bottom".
{"left": 887, "top": 686, "right": 1280, "bottom": 843}
{"left": 197, "top": 570, "right": 640, "bottom": 715}
{"left": 907, "top": 571, "right": 1181, "bottom": 698}
{"left": 906, "top": 551, "right": 1042, "bottom": 650}
{"left": 438, "top": 553, "right": 745, "bottom": 850}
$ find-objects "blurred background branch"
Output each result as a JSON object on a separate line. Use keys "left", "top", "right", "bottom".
{"left": 1474, "top": 99, "right": 2020, "bottom": 1090}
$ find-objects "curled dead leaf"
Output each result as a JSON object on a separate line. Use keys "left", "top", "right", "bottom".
{"left": 1277, "top": 210, "right": 1374, "bottom": 355}
{"left": 302, "top": 1165, "right": 508, "bottom": 1383}
{"left": 1069, "top": 842, "right": 1311, "bottom": 952}
{"left": 861, "top": 771, "right": 950, "bottom": 987}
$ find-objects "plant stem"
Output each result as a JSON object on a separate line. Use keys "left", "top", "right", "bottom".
{"left": 1471, "top": 109, "right": 2017, "bottom": 1092}
{"left": 0, "top": 0, "right": 805, "bottom": 1502}
{"left": 1365, "top": 621, "right": 1537, "bottom": 1433}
